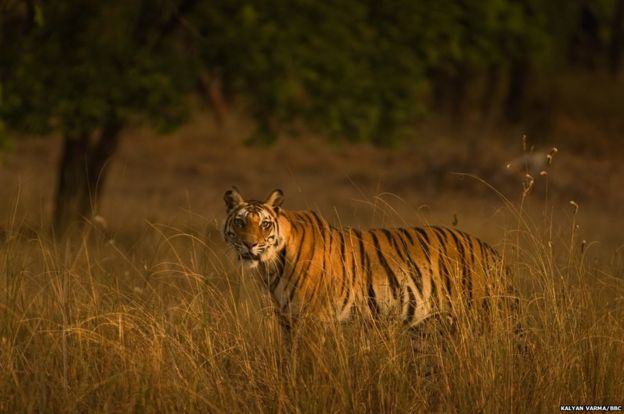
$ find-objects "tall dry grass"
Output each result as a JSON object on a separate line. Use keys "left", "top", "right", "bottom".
{"left": 1, "top": 184, "right": 623, "bottom": 413}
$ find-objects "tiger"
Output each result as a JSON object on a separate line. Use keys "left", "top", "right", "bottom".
{"left": 222, "top": 187, "right": 517, "bottom": 335}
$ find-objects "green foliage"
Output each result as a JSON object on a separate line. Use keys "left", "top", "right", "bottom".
{"left": 0, "top": 1, "right": 194, "bottom": 138}
{"left": 1, "top": 0, "right": 621, "bottom": 146}
{"left": 187, "top": 0, "right": 561, "bottom": 143}
{"left": 192, "top": 0, "right": 428, "bottom": 144}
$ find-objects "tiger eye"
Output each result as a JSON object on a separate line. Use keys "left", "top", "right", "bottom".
{"left": 234, "top": 218, "right": 245, "bottom": 228}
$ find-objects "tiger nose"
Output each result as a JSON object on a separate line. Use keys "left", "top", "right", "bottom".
{"left": 244, "top": 241, "right": 258, "bottom": 249}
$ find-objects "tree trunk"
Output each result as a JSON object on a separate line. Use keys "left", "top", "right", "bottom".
{"left": 449, "top": 69, "right": 469, "bottom": 124}
{"left": 480, "top": 63, "right": 501, "bottom": 123}
{"left": 53, "top": 118, "right": 122, "bottom": 236}
{"left": 504, "top": 59, "right": 529, "bottom": 124}
{"left": 609, "top": 0, "right": 624, "bottom": 75}
{"left": 429, "top": 66, "right": 469, "bottom": 123}
{"left": 430, "top": 69, "right": 452, "bottom": 114}
{"left": 198, "top": 71, "right": 228, "bottom": 127}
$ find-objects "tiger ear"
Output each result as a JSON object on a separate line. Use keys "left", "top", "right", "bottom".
{"left": 224, "top": 187, "right": 244, "bottom": 212}
{"left": 264, "top": 189, "right": 284, "bottom": 213}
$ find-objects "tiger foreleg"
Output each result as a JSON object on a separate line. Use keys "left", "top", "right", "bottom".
{"left": 276, "top": 312, "right": 296, "bottom": 356}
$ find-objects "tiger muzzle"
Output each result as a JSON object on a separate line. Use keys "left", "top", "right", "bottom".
{"left": 240, "top": 252, "right": 261, "bottom": 261}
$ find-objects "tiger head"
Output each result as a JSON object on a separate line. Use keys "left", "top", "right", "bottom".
{"left": 223, "top": 187, "right": 285, "bottom": 267}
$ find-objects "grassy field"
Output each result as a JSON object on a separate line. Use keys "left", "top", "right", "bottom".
{"left": 1, "top": 111, "right": 623, "bottom": 412}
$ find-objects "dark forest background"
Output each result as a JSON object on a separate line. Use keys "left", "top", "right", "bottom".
{"left": 1, "top": 0, "right": 623, "bottom": 233}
